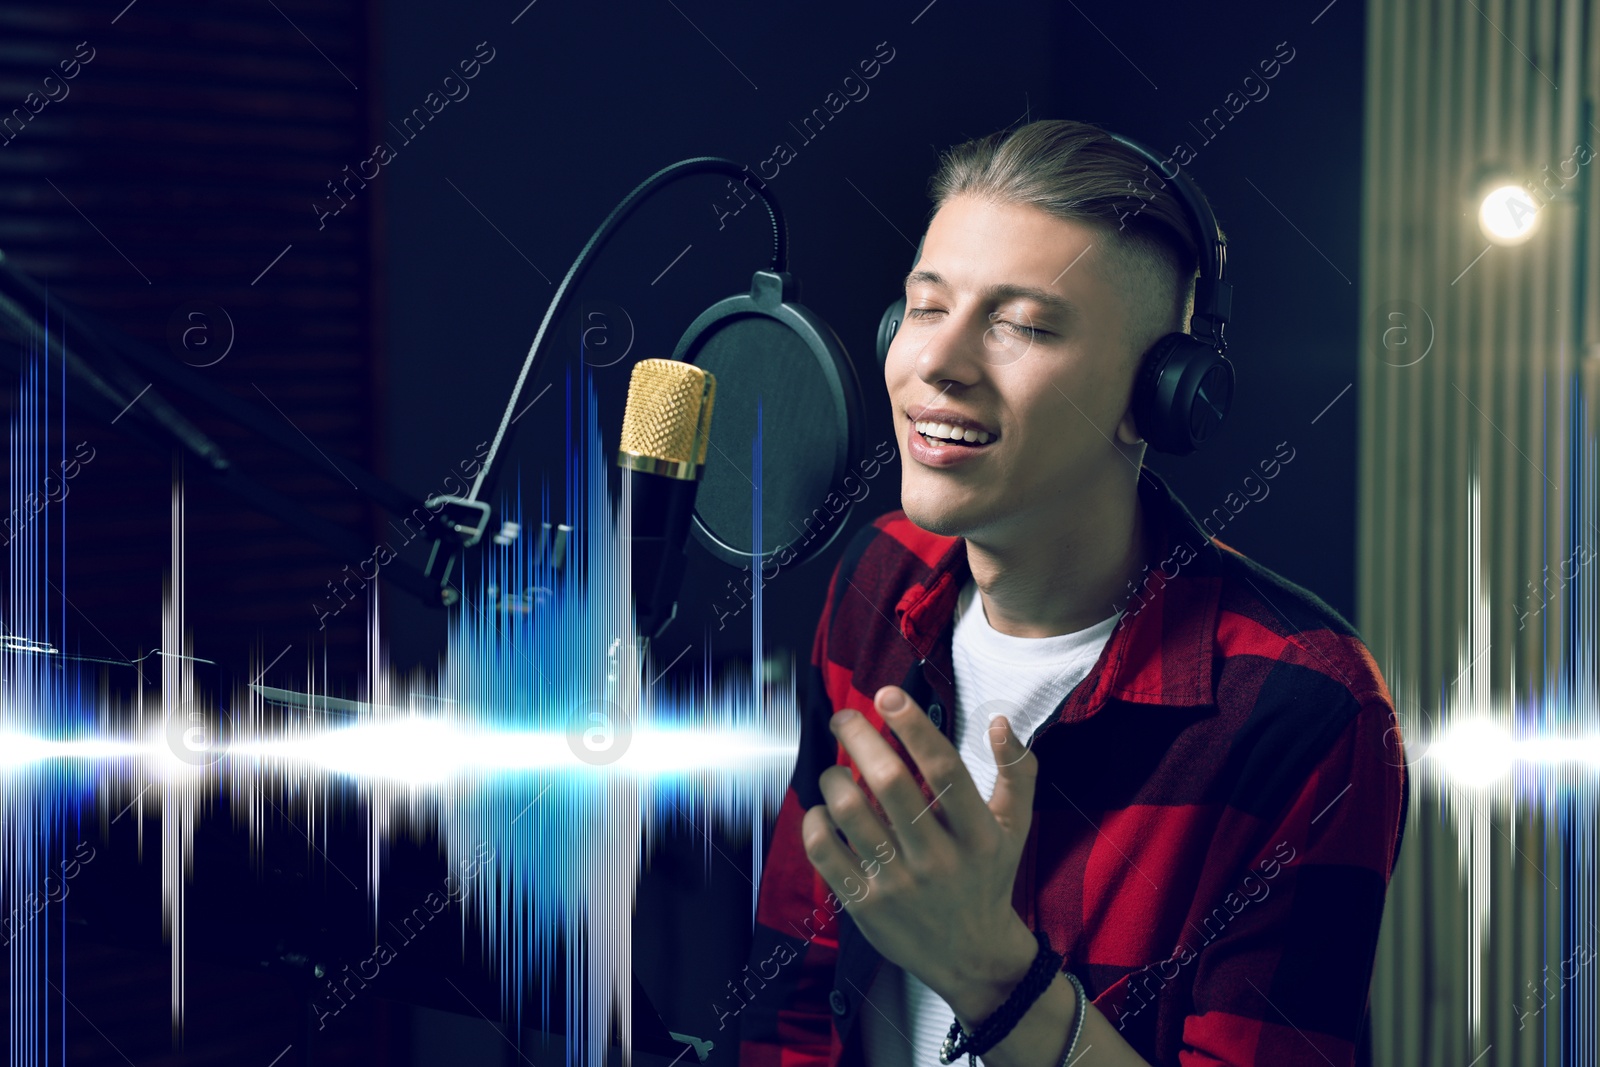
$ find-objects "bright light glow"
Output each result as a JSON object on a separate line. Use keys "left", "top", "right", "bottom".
{"left": 1517, "top": 735, "right": 1600, "bottom": 767}
{"left": 1418, "top": 722, "right": 1600, "bottom": 786}
{"left": 1424, "top": 719, "right": 1515, "bottom": 786}
{"left": 222, "top": 717, "right": 795, "bottom": 784}
{"left": 1478, "top": 184, "right": 1539, "bottom": 244}
{"left": 237, "top": 717, "right": 469, "bottom": 783}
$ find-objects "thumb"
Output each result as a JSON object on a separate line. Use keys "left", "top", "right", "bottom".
{"left": 986, "top": 715, "right": 1037, "bottom": 828}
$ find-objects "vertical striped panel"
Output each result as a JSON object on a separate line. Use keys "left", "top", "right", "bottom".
{"left": 1362, "top": 0, "right": 1598, "bottom": 1063}
{"left": 0, "top": 0, "right": 378, "bottom": 676}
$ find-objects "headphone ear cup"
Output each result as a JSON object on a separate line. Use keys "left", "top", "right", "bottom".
{"left": 1131, "top": 334, "right": 1235, "bottom": 456}
{"left": 1185, "top": 353, "right": 1235, "bottom": 449}
{"left": 1130, "top": 334, "right": 1178, "bottom": 449}
{"left": 876, "top": 296, "right": 906, "bottom": 368}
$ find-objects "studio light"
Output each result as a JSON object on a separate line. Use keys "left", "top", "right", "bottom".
{"left": 1477, "top": 182, "right": 1540, "bottom": 244}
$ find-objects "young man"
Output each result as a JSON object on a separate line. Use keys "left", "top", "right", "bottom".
{"left": 734, "top": 120, "right": 1407, "bottom": 1067}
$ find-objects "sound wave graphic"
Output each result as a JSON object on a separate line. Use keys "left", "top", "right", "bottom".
{"left": 15, "top": 325, "right": 1594, "bottom": 1059}
{"left": 1390, "top": 428, "right": 1600, "bottom": 1048}
{"left": 1, "top": 334, "right": 797, "bottom": 1067}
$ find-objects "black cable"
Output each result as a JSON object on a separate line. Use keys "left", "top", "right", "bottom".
{"left": 0, "top": 254, "right": 446, "bottom": 605}
{"left": 466, "top": 157, "right": 787, "bottom": 510}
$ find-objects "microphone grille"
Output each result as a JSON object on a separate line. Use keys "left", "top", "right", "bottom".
{"left": 618, "top": 359, "right": 717, "bottom": 476}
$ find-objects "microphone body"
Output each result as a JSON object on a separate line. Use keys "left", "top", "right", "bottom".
{"left": 626, "top": 470, "right": 697, "bottom": 639}
{"left": 617, "top": 359, "right": 717, "bottom": 640}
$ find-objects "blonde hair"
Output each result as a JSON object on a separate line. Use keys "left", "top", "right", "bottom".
{"left": 927, "top": 119, "right": 1217, "bottom": 356}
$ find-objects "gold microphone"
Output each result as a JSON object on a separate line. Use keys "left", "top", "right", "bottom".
{"left": 617, "top": 359, "right": 716, "bottom": 637}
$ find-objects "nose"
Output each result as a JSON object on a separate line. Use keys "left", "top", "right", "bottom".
{"left": 893, "top": 306, "right": 991, "bottom": 391}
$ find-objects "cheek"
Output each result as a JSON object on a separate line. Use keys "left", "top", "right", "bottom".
{"left": 1006, "top": 400, "right": 1096, "bottom": 484}
{"left": 885, "top": 331, "right": 918, "bottom": 378}
{"left": 1001, "top": 380, "right": 1070, "bottom": 464}
{"left": 883, "top": 346, "right": 904, "bottom": 399}
{"left": 1052, "top": 359, "right": 1130, "bottom": 431}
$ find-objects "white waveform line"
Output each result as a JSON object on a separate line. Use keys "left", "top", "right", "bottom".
{"left": 19, "top": 718, "right": 1600, "bottom": 787}
{"left": 235, "top": 718, "right": 796, "bottom": 783}
{"left": 164, "top": 463, "right": 193, "bottom": 1036}
{"left": 0, "top": 734, "right": 147, "bottom": 764}
{"left": 14, "top": 715, "right": 1600, "bottom": 789}
{"left": 1418, "top": 721, "right": 1600, "bottom": 786}
{"left": 0, "top": 719, "right": 797, "bottom": 784}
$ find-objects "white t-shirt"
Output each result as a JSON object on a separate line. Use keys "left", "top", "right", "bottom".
{"left": 859, "top": 578, "right": 1121, "bottom": 1067}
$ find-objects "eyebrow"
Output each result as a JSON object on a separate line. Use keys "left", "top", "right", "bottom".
{"left": 903, "top": 269, "right": 1078, "bottom": 320}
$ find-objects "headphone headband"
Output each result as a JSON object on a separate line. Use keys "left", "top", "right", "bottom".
{"left": 1104, "top": 131, "right": 1232, "bottom": 354}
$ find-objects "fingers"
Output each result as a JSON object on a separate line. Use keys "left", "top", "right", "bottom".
{"left": 985, "top": 715, "right": 1038, "bottom": 830}
{"left": 828, "top": 701, "right": 949, "bottom": 852}
{"left": 867, "top": 686, "right": 992, "bottom": 843}
{"left": 817, "top": 763, "right": 899, "bottom": 861}
{"left": 801, "top": 802, "right": 876, "bottom": 904}
{"left": 825, "top": 686, "right": 1031, "bottom": 857}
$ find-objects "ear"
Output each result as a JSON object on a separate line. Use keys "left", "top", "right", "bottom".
{"left": 1115, "top": 406, "right": 1145, "bottom": 446}
{"left": 1116, "top": 327, "right": 1151, "bottom": 447}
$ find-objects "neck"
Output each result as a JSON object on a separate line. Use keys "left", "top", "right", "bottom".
{"left": 964, "top": 474, "right": 1149, "bottom": 638}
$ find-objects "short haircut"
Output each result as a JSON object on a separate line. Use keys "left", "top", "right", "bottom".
{"left": 926, "top": 119, "right": 1220, "bottom": 361}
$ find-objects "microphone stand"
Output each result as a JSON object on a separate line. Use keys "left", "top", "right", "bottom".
{"left": 0, "top": 193, "right": 752, "bottom": 1055}
{"left": 0, "top": 249, "right": 469, "bottom": 610}
{"left": 0, "top": 154, "right": 791, "bottom": 635}
{"left": 455, "top": 156, "right": 787, "bottom": 533}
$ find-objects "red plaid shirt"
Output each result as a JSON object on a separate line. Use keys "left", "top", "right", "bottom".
{"left": 734, "top": 465, "right": 1408, "bottom": 1067}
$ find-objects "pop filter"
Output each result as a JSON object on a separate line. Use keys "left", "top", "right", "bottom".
{"left": 672, "top": 269, "right": 864, "bottom": 570}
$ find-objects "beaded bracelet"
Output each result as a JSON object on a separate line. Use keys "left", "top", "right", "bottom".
{"left": 938, "top": 930, "right": 1062, "bottom": 1066}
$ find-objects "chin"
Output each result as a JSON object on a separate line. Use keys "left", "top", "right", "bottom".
{"left": 899, "top": 479, "right": 982, "bottom": 538}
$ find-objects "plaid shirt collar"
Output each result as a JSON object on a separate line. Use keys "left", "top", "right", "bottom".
{"left": 888, "top": 465, "right": 1222, "bottom": 719}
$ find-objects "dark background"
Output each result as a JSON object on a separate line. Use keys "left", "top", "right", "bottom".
{"left": 376, "top": 0, "right": 1365, "bottom": 674}
{"left": 0, "top": 0, "right": 1363, "bottom": 1063}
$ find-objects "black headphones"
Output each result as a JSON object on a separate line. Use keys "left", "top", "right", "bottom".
{"left": 874, "top": 130, "right": 1234, "bottom": 456}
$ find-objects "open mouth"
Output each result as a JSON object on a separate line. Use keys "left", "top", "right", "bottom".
{"left": 913, "top": 419, "right": 997, "bottom": 449}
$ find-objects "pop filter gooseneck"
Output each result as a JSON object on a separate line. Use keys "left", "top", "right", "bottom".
{"left": 461, "top": 158, "right": 787, "bottom": 520}
{"left": 454, "top": 157, "right": 865, "bottom": 594}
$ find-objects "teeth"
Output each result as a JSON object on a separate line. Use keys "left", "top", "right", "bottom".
{"left": 914, "top": 420, "right": 994, "bottom": 444}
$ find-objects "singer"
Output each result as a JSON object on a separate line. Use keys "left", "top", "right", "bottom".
{"left": 736, "top": 121, "right": 1406, "bottom": 1067}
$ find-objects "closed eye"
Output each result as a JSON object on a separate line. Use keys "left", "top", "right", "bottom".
{"left": 906, "top": 307, "right": 1054, "bottom": 340}
{"left": 995, "top": 319, "right": 1044, "bottom": 339}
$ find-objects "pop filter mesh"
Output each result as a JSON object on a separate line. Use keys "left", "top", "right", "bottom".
{"left": 686, "top": 314, "right": 846, "bottom": 561}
